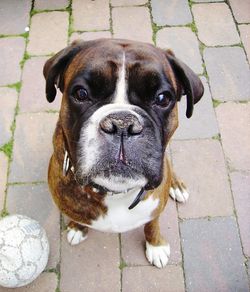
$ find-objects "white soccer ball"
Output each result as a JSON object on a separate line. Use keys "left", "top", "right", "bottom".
{"left": 0, "top": 214, "right": 49, "bottom": 288}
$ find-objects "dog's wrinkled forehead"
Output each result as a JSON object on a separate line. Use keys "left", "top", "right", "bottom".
{"left": 64, "top": 39, "right": 175, "bottom": 96}
{"left": 44, "top": 38, "right": 204, "bottom": 119}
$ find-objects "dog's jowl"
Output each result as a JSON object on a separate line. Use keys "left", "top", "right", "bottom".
{"left": 44, "top": 38, "right": 204, "bottom": 268}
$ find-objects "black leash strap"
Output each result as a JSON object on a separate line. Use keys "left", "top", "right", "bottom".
{"left": 128, "top": 188, "right": 147, "bottom": 210}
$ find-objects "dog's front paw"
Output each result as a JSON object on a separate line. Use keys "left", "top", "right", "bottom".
{"left": 67, "top": 227, "right": 88, "bottom": 246}
{"left": 145, "top": 242, "right": 170, "bottom": 268}
{"left": 169, "top": 187, "right": 189, "bottom": 203}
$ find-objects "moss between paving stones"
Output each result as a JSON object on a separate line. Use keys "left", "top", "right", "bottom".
{"left": 119, "top": 258, "right": 128, "bottom": 270}
{"left": 0, "top": 209, "right": 9, "bottom": 218}
{"left": 212, "top": 99, "right": 223, "bottom": 108}
{"left": 109, "top": 1, "right": 114, "bottom": 37}
{"left": 7, "top": 81, "right": 22, "bottom": 93}
{"left": 212, "top": 133, "right": 221, "bottom": 141}
{"left": 0, "top": 141, "right": 13, "bottom": 159}
{"left": 67, "top": 0, "right": 74, "bottom": 38}
{"left": 186, "top": 22, "right": 198, "bottom": 34}
{"left": 20, "top": 51, "right": 31, "bottom": 69}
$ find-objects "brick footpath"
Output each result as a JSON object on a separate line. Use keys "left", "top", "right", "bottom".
{"left": 0, "top": 0, "right": 250, "bottom": 291}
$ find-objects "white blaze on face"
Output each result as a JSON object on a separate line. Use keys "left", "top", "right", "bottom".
{"left": 78, "top": 52, "right": 147, "bottom": 191}
{"left": 113, "top": 52, "right": 128, "bottom": 104}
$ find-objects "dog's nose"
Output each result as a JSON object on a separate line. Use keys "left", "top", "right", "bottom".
{"left": 100, "top": 112, "right": 143, "bottom": 136}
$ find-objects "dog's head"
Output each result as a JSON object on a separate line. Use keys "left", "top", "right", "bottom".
{"left": 44, "top": 39, "right": 203, "bottom": 193}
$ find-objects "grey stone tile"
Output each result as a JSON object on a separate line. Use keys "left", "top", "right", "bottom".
{"left": 0, "top": 153, "right": 8, "bottom": 211}
{"left": 19, "top": 57, "right": 61, "bottom": 113}
{"left": 0, "top": 0, "right": 31, "bottom": 35}
{"left": 173, "top": 77, "right": 219, "bottom": 140}
{"left": 239, "top": 24, "right": 250, "bottom": 63}
{"left": 180, "top": 217, "right": 249, "bottom": 292}
{"left": 193, "top": 0, "right": 223, "bottom": 2}
{"left": 111, "top": 0, "right": 147, "bottom": 5}
{"left": 229, "top": 0, "right": 250, "bottom": 23}
{"left": 151, "top": 0, "right": 192, "bottom": 26}
{"left": 204, "top": 47, "right": 250, "bottom": 101}
{"left": 248, "top": 260, "right": 250, "bottom": 285}
{"left": 7, "top": 183, "right": 60, "bottom": 268}
{"left": 0, "top": 87, "right": 17, "bottom": 145}
{"left": 9, "top": 113, "right": 58, "bottom": 183}
{"left": 0, "top": 272, "right": 58, "bottom": 292}
{"left": 230, "top": 172, "right": 250, "bottom": 257}
{"left": 34, "top": 0, "right": 69, "bottom": 10}
{"left": 70, "top": 31, "right": 112, "bottom": 43}
{"left": 72, "top": 0, "right": 110, "bottom": 31}
{"left": 27, "top": 12, "right": 68, "bottom": 55}
{"left": 123, "top": 265, "right": 185, "bottom": 292}
{"left": 216, "top": 102, "right": 250, "bottom": 171}
{"left": 112, "top": 6, "right": 153, "bottom": 43}
{"left": 156, "top": 27, "right": 203, "bottom": 74}
{"left": 121, "top": 199, "right": 182, "bottom": 266}
{"left": 171, "top": 140, "right": 234, "bottom": 219}
{"left": 192, "top": 3, "right": 240, "bottom": 46}
{"left": 60, "top": 230, "right": 120, "bottom": 292}
{"left": 0, "top": 37, "right": 25, "bottom": 86}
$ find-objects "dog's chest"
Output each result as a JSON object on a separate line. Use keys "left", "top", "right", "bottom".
{"left": 88, "top": 190, "right": 159, "bottom": 233}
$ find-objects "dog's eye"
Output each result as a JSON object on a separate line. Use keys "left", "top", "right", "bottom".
{"left": 155, "top": 91, "right": 173, "bottom": 107}
{"left": 74, "top": 88, "right": 88, "bottom": 101}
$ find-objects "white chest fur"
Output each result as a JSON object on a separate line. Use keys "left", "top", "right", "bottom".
{"left": 87, "top": 189, "right": 159, "bottom": 233}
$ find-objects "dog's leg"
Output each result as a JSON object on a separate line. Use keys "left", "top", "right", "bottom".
{"left": 144, "top": 218, "right": 170, "bottom": 268}
{"left": 169, "top": 171, "right": 189, "bottom": 203}
{"left": 67, "top": 221, "right": 88, "bottom": 246}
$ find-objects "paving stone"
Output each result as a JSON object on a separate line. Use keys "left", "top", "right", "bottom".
{"left": 156, "top": 27, "right": 203, "bottom": 74}
{"left": 180, "top": 217, "right": 249, "bottom": 292}
{"left": 27, "top": 12, "right": 68, "bottom": 55}
{"left": 60, "top": 230, "right": 120, "bottom": 292}
{"left": 112, "top": 6, "right": 152, "bottom": 43}
{"left": 171, "top": 140, "right": 234, "bottom": 219}
{"left": 70, "top": 31, "right": 112, "bottom": 43}
{"left": 0, "top": 272, "right": 58, "bottom": 292}
{"left": 121, "top": 199, "right": 181, "bottom": 266}
{"left": 151, "top": 0, "right": 192, "bottom": 26}
{"left": 204, "top": 47, "right": 250, "bottom": 101}
{"left": 19, "top": 57, "right": 61, "bottom": 113}
{"left": 216, "top": 102, "right": 250, "bottom": 172}
{"left": 123, "top": 265, "right": 185, "bottom": 292}
{"left": 239, "top": 24, "right": 250, "bottom": 62}
{"left": 173, "top": 77, "right": 219, "bottom": 140}
{"left": 72, "top": 0, "right": 110, "bottom": 31}
{"left": 111, "top": 0, "right": 146, "bottom": 5}
{"left": 34, "top": 0, "right": 69, "bottom": 10}
{"left": 7, "top": 183, "right": 60, "bottom": 268}
{"left": 0, "top": 0, "right": 31, "bottom": 35}
{"left": 248, "top": 260, "right": 250, "bottom": 284}
{"left": 9, "top": 113, "right": 58, "bottom": 183}
{"left": 193, "top": 0, "right": 223, "bottom": 2}
{"left": 0, "top": 153, "right": 8, "bottom": 211}
{"left": 0, "top": 87, "right": 17, "bottom": 145}
{"left": 230, "top": 172, "right": 250, "bottom": 257}
{"left": 192, "top": 3, "right": 240, "bottom": 46}
{"left": 229, "top": 0, "right": 250, "bottom": 23}
{"left": 0, "top": 37, "right": 25, "bottom": 86}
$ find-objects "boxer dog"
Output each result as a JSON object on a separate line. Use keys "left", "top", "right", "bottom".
{"left": 44, "top": 38, "right": 204, "bottom": 268}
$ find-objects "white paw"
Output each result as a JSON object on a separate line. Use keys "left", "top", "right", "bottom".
{"left": 145, "top": 242, "right": 170, "bottom": 268}
{"left": 67, "top": 227, "right": 88, "bottom": 245}
{"left": 169, "top": 187, "right": 189, "bottom": 203}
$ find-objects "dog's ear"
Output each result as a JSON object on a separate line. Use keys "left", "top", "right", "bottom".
{"left": 43, "top": 40, "right": 84, "bottom": 103}
{"left": 166, "top": 50, "right": 204, "bottom": 118}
